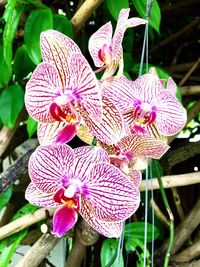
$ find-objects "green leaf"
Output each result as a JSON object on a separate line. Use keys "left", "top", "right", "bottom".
{"left": 106, "top": 0, "right": 129, "bottom": 21}
{"left": 53, "top": 14, "right": 73, "bottom": 38}
{"left": 132, "top": 0, "right": 161, "bottom": 33}
{"left": 152, "top": 159, "right": 164, "bottom": 178}
{"left": 101, "top": 238, "right": 124, "bottom": 267}
{"left": 0, "top": 204, "right": 38, "bottom": 267}
{"left": 0, "top": 4, "right": 26, "bottom": 86}
{"left": 24, "top": 8, "right": 53, "bottom": 65}
{"left": 0, "top": 84, "right": 24, "bottom": 128}
{"left": 0, "top": 187, "right": 13, "bottom": 211}
{"left": 0, "top": 46, "right": 12, "bottom": 87}
{"left": 124, "top": 222, "right": 160, "bottom": 242}
{"left": 14, "top": 45, "right": 36, "bottom": 80}
{"left": 18, "top": 0, "right": 48, "bottom": 9}
{"left": 27, "top": 116, "right": 38, "bottom": 138}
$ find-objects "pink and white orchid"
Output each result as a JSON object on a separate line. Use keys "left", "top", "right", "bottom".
{"left": 25, "top": 145, "right": 140, "bottom": 238}
{"left": 89, "top": 8, "right": 147, "bottom": 78}
{"left": 25, "top": 30, "right": 102, "bottom": 145}
{"left": 102, "top": 69, "right": 187, "bottom": 137}
{"left": 102, "top": 134, "right": 169, "bottom": 187}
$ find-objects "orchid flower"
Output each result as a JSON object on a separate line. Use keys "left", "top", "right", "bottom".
{"left": 25, "top": 145, "right": 140, "bottom": 238}
{"left": 25, "top": 30, "right": 102, "bottom": 145}
{"left": 101, "top": 134, "right": 169, "bottom": 187}
{"left": 102, "top": 69, "right": 187, "bottom": 137}
{"left": 89, "top": 8, "right": 147, "bottom": 78}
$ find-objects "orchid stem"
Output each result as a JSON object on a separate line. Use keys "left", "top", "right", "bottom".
{"left": 154, "top": 162, "right": 174, "bottom": 267}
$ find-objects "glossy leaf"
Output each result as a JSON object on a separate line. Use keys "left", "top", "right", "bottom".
{"left": 14, "top": 45, "right": 36, "bottom": 80}
{"left": 27, "top": 116, "right": 38, "bottom": 138}
{"left": 106, "top": 0, "right": 129, "bottom": 21}
{"left": 0, "top": 85, "right": 24, "bottom": 128}
{"left": 101, "top": 238, "right": 124, "bottom": 267}
{"left": 0, "top": 4, "right": 25, "bottom": 86}
{"left": 0, "top": 187, "right": 13, "bottom": 211}
{"left": 53, "top": 14, "right": 73, "bottom": 38}
{"left": 124, "top": 222, "right": 160, "bottom": 242}
{"left": 24, "top": 8, "right": 53, "bottom": 64}
{"left": 132, "top": 0, "right": 161, "bottom": 33}
{"left": 0, "top": 204, "right": 38, "bottom": 267}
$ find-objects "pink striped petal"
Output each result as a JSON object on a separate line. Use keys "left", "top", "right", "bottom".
{"left": 102, "top": 77, "right": 138, "bottom": 111}
{"left": 128, "top": 169, "right": 142, "bottom": 188}
{"left": 118, "top": 135, "right": 170, "bottom": 160}
{"left": 25, "top": 182, "right": 59, "bottom": 207}
{"left": 126, "top": 17, "right": 147, "bottom": 28}
{"left": 69, "top": 53, "right": 102, "bottom": 122}
{"left": 156, "top": 90, "right": 187, "bottom": 135}
{"left": 80, "top": 199, "right": 123, "bottom": 238}
{"left": 83, "top": 163, "right": 140, "bottom": 221}
{"left": 81, "top": 96, "right": 127, "bottom": 145}
{"left": 40, "top": 30, "right": 81, "bottom": 90}
{"left": 52, "top": 205, "right": 78, "bottom": 237}
{"left": 166, "top": 77, "right": 177, "bottom": 95}
{"left": 89, "top": 22, "right": 113, "bottom": 67}
{"left": 135, "top": 73, "right": 164, "bottom": 103}
{"left": 38, "top": 121, "right": 73, "bottom": 145}
{"left": 28, "top": 144, "right": 75, "bottom": 193}
{"left": 25, "top": 62, "right": 61, "bottom": 123}
{"left": 73, "top": 146, "right": 109, "bottom": 179}
{"left": 112, "top": 9, "right": 130, "bottom": 59}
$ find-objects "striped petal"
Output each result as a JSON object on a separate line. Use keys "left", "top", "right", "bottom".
{"left": 40, "top": 30, "right": 81, "bottom": 90}
{"left": 166, "top": 77, "right": 177, "bottom": 95}
{"left": 83, "top": 162, "right": 140, "bottom": 221}
{"left": 112, "top": 9, "right": 130, "bottom": 59}
{"left": 81, "top": 96, "right": 127, "bottom": 145}
{"left": 80, "top": 199, "right": 123, "bottom": 238}
{"left": 25, "top": 62, "right": 61, "bottom": 123}
{"left": 73, "top": 146, "right": 109, "bottom": 179}
{"left": 156, "top": 90, "right": 187, "bottom": 135}
{"left": 69, "top": 53, "right": 102, "bottom": 122}
{"left": 118, "top": 135, "right": 170, "bottom": 160}
{"left": 25, "top": 182, "right": 59, "bottom": 207}
{"left": 128, "top": 169, "right": 142, "bottom": 188}
{"left": 89, "top": 22, "right": 113, "bottom": 67}
{"left": 135, "top": 73, "right": 164, "bottom": 103}
{"left": 102, "top": 77, "right": 138, "bottom": 111}
{"left": 126, "top": 17, "right": 147, "bottom": 28}
{"left": 28, "top": 144, "right": 75, "bottom": 193}
{"left": 38, "top": 121, "right": 77, "bottom": 145}
{"left": 52, "top": 205, "right": 78, "bottom": 237}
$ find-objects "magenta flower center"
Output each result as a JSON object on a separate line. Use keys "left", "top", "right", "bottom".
{"left": 98, "top": 44, "right": 112, "bottom": 65}
{"left": 133, "top": 102, "right": 157, "bottom": 127}
{"left": 49, "top": 91, "right": 80, "bottom": 124}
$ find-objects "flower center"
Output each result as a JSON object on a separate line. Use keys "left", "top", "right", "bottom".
{"left": 98, "top": 44, "right": 112, "bottom": 66}
{"left": 133, "top": 102, "right": 157, "bottom": 128}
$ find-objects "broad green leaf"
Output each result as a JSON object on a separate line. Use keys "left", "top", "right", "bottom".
{"left": 53, "top": 14, "right": 73, "bottom": 38}
{"left": 101, "top": 238, "right": 124, "bottom": 267}
{"left": 27, "top": 116, "right": 38, "bottom": 138}
{"left": 0, "top": 187, "right": 13, "bottom": 211}
{"left": 152, "top": 159, "right": 164, "bottom": 178}
{"left": 14, "top": 45, "right": 36, "bottom": 80}
{"left": 106, "top": 0, "right": 129, "bottom": 21}
{"left": 0, "top": 4, "right": 26, "bottom": 86}
{"left": 0, "top": 46, "right": 12, "bottom": 87}
{"left": 125, "top": 238, "right": 150, "bottom": 262}
{"left": 124, "top": 222, "right": 160, "bottom": 242}
{"left": 0, "top": 85, "right": 24, "bottom": 128}
{"left": 0, "top": 230, "right": 27, "bottom": 267}
{"left": 132, "top": 0, "right": 161, "bottom": 33}
{"left": 0, "top": 204, "right": 38, "bottom": 267}
{"left": 18, "top": 0, "right": 48, "bottom": 9}
{"left": 24, "top": 8, "right": 53, "bottom": 64}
